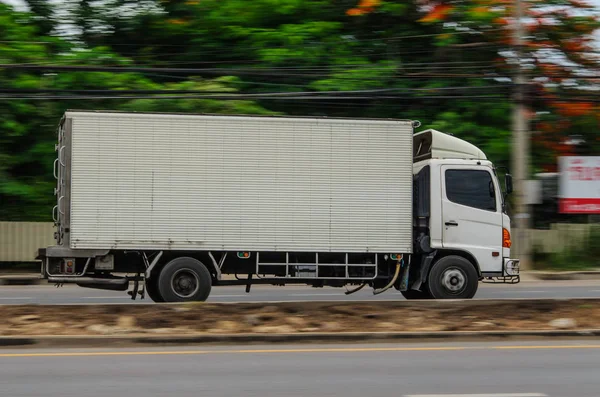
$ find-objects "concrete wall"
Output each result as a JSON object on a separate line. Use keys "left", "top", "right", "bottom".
{"left": 0, "top": 221, "right": 597, "bottom": 262}
{"left": 0, "top": 222, "right": 55, "bottom": 262}
{"left": 529, "top": 223, "right": 596, "bottom": 254}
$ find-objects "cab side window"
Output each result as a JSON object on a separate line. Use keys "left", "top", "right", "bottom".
{"left": 445, "top": 169, "right": 497, "bottom": 212}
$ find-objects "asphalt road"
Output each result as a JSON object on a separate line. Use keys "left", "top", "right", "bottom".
{"left": 1, "top": 280, "right": 600, "bottom": 304}
{"left": 1, "top": 340, "right": 599, "bottom": 396}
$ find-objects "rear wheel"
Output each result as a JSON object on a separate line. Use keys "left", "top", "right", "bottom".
{"left": 158, "top": 257, "right": 212, "bottom": 302}
{"left": 144, "top": 277, "right": 164, "bottom": 303}
{"left": 427, "top": 255, "right": 478, "bottom": 299}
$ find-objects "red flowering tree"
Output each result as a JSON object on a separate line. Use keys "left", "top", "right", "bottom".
{"left": 348, "top": 0, "right": 600, "bottom": 172}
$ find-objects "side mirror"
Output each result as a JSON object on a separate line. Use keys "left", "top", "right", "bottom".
{"left": 505, "top": 174, "right": 513, "bottom": 195}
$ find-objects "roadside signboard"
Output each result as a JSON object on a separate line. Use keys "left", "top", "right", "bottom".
{"left": 558, "top": 156, "right": 600, "bottom": 214}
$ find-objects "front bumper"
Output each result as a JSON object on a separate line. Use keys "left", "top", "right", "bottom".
{"left": 481, "top": 258, "right": 520, "bottom": 284}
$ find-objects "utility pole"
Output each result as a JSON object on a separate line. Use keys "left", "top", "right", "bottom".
{"left": 512, "top": 0, "right": 531, "bottom": 270}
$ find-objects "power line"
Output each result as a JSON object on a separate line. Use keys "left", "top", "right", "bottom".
{"left": 0, "top": 28, "right": 504, "bottom": 47}
{"left": 5, "top": 58, "right": 505, "bottom": 69}
{"left": 0, "top": 91, "right": 514, "bottom": 100}
{"left": 1, "top": 64, "right": 595, "bottom": 82}
{"left": 0, "top": 85, "right": 514, "bottom": 96}
{"left": 0, "top": 60, "right": 506, "bottom": 71}
{"left": 1, "top": 90, "right": 595, "bottom": 102}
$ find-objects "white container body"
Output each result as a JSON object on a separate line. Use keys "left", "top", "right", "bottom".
{"left": 64, "top": 111, "right": 414, "bottom": 253}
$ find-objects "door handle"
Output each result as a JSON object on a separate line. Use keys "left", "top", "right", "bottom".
{"left": 445, "top": 221, "right": 459, "bottom": 227}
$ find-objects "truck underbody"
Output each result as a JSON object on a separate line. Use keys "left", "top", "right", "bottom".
{"left": 37, "top": 247, "right": 519, "bottom": 302}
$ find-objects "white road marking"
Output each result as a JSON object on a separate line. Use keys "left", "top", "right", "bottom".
{"left": 82, "top": 296, "right": 127, "bottom": 299}
{"left": 0, "top": 297, "right": 33, "bottom": 300}
{"left": 211, "top": 294, "right": 247, "bottom": 298}
{"left": 290, "top": 293, "right": 346, "bottom": 296}
{"left": 405, "top": 393, "right": 547, "bottom": 397}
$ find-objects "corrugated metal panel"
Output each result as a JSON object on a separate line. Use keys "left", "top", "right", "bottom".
{"left": 0, "top": 222, "right": 55, "bottom": 262}
{"left": 67, "top": 112, "right": 414, "bottom": 252}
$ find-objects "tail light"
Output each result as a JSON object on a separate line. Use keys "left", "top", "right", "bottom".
{"left": 64, "top": 258, "right": 75, "bottom": 274}
{"left": 502, "top": 228, "right": 511, "bottom": 248}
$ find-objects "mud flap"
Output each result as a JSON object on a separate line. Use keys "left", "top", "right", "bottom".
{"left": 412, "top": 251, "right": 437, "bottom": 291}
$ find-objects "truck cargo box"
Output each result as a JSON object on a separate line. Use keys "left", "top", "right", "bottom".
{"left": 56, "top": 111, "right": 414, "bottom": 253}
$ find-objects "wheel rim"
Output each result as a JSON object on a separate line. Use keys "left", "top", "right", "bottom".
{"left": 441, "top": 267, "right": 467, "bottom": 294}
{"left": 171, "top": 269, "right": 200, "bottom": 299}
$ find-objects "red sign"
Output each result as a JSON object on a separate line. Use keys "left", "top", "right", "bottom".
{"left": 558, "top": 157, "right": 600, "bottom": 214}
{"left": 559, "top": 198, "right": 600, "bottom": 214}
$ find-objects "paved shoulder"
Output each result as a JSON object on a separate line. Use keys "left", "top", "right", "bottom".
{"left": 0, "top": 341, "right": 598, "bottom": 397}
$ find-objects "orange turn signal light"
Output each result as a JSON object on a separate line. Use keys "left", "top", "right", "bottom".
{"left": 503, "top": 228, "right": 512, "bottom": 248}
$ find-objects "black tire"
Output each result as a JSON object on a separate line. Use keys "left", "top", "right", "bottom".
{"left": 427, "top": 255, "right": 478, "bottom": 299}
{"left": 401, "top": 288, "right": 432, "bottom": 300}
{"left": 144, "top": 277, "right": 164, "bottom": 303}
{"left": 157, "top": 257, "right": 212, "bottom": 302}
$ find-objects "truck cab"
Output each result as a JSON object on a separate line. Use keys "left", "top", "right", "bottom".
{"left": 405, "top": 129, "right": 519, "bottom": 299}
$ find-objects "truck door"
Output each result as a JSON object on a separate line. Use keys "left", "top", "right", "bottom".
{"left": 441, "top": 165, "right": 503, "bottom": 273}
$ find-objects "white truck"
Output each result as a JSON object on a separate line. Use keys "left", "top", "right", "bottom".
{"left": 37, "top": 110, "right": 520, "bottom": 302}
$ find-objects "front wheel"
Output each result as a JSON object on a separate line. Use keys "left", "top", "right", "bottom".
{"left": 401, "top": 288, "right": 432, "bottom": 300}
{"left": 427, "top": 255, "right": 478, "bottom": 299}
{"left": 157, "top": 257, "right": 212, "bottom": 302}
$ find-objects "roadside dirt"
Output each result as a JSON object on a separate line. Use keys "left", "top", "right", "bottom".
{"left": 1, "top": 300, "right": 599, "bottom": 336}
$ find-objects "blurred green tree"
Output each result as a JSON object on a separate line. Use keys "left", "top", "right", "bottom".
{"left": 2, "top": 0, "right": 598, "bottom": 221}
{"left": 58, "top": 0, "right": 515, "bottom": 165}
{"left": 0, "top": 4, "right": 272, "bottom": 221}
